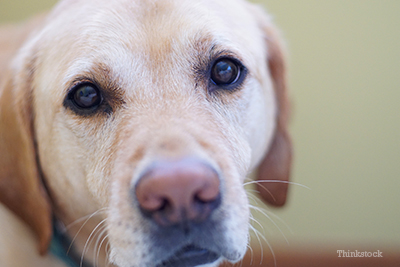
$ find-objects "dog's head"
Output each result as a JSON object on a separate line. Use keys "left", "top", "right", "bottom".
{"left": 0, "top": 0, "right": 291, "bottom": 266}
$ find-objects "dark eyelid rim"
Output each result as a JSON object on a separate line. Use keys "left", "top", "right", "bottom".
{"left": 68, "top": 77, "right": 98, "bottom": 90}
{"left": 63, "top": 78, "right": 110, "bottom": 116}
{"left": 210, "top": 57, "right": 243, "bottom": 85}
{"left": 207, "top": 52, "right": 248, "bottom": 93}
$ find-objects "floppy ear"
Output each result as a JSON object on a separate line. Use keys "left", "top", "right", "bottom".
{"left": 0, "top": 59, "right": 52, "bottom": 254}
{"left": 256, "top": 15, "right": 292, "bottom": 207}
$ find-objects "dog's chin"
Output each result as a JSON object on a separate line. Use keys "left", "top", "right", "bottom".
{"left": 109, "top": 248, "right": 220, "bottom": 267}
{"left": 110, "top": 250, "right": 228, "bottom": 267}
{"left": 155, "top": 245, "right": 220, "bottom": 267}
{"left": 108, "top": 238, "right": 246, "bottom": 267}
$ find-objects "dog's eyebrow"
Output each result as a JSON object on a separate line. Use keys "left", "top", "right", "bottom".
{"left": 191, "top": 32, "right": 246, "bottom": 66}
{"left": 191, "top": 35, "right": 247, "bottom": 87}
{"left": 65, "top": 62, "right": 126, "bottom": 108}
{"left": 64, "top": 60, "right": 118, "bottom": 86}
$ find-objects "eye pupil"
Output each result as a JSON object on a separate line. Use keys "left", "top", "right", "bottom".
{"left": 211, "top": 59, "right": 239, "bottom": 86}
{"left": 72, "top": 84, "right": 101, "bottom": 109}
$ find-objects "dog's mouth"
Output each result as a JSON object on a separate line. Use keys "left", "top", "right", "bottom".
{"left": 156, "top": 244, "right": 220, "bottom": 267}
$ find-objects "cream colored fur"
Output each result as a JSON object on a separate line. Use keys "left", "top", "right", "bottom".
{"left": 0, "top": 0, "right": 290, "bottom": 266}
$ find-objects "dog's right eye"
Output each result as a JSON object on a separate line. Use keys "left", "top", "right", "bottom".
{"left": 208, "top": 57, "right": 247, "bottom": 93}
{"left": 67, "top": 83, "right": 102, "bottom": 110}
{"left": 211, "top": 58, "right": 240, "bottom": 86}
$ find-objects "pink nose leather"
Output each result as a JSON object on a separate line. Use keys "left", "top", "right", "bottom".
{"left": 135, "top": 158, "right": 220, "bottom": 226}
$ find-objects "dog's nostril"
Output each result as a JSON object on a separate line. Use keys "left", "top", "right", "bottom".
{"left": 139, "top": 195, "right": 169, "bottom": 213}
{"left": 135, "top": 158, "right": 221, "bottom": 226}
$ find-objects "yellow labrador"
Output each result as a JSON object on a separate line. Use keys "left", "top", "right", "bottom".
{"left": 0, "top": 0, "right": 291, "bottom": 266}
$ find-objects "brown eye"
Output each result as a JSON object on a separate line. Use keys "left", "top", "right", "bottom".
{"left": 211, "top": 59, "right": 240, "bottom": 86}
{"left": 71, "top": 83, "right": 102, "bottom": 109}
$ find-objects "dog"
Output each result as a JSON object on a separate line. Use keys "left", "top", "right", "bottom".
{"left": 0, "top": 0, "right": 291, "bottom": 266}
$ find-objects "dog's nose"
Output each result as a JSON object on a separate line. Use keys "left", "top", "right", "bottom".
{"left": 135, "top": 158, "right": 221, "bottom": 226}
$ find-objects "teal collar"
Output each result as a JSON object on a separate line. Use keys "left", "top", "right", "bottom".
{"left": 50, "top": 220, "right": 90, "bottom": 267}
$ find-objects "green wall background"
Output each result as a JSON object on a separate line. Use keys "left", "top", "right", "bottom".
{"left": 1, "top": 0, "right": 399, "bottom": 248}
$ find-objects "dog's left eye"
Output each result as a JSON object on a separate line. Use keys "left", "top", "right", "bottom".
{"left": 210, "top": 58, "right": 241, "bottom": 86}
{"left": 69, "top": 83, "right": 102, "bottom": 109}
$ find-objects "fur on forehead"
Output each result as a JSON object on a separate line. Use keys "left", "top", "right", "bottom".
{"left": 33, "top": 0, "right": 268, "bottom": 80}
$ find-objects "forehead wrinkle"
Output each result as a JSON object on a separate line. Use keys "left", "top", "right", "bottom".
{"left": 126, "top": 1, "right": 217, "bottom": 71}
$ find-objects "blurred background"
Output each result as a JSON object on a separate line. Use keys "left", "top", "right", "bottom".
{"left": 1, "top": 0, "right": 399, "bottom": 266}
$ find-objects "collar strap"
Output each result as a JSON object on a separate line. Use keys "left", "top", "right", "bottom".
{"left": 50, "top": 219, "right": 91, "bottom": 267}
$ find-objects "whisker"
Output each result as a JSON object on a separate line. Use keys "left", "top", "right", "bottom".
{"left": 67, "top": 208, "right": 108, "bottom": 255}
{"left": 248, "top": 191, "right": 291, "bottom": 242}
{"left": 263, "top": 209, "right": 293, "bottom": 235}
{"left": 246, "top": 188, "right": 260, "bottom": 194}
{"left": 65, "top": 208, "right": 108, "bottom": 230}
{"left": 101, "top": 235, "right": 110, "bottom": 267}
{"left": 248, "top": 182, "right": 276, "bottom": 202}
{"left": 247, "top": 190, "right": 264, "bottom": 203}
{"left": 262, "top": 234, "right": 277, "bottom": 267}
{"left": 248, "top": 190, "right": 294, "bottom": 235}
{"left": 97, "top": 234, "right": 109, "bottom": 267}
{"left": 244, "top": 180, "right": 311, "bottom": 190}
{"left": 247, "top": 240, "right": 254, "bottom": 266}
{"left": 249, "top": 214, "right": 265, "bottom": 232}
{"left": 247, "top": 214, "right": 255, "bottom": 266}
{"left": 105, "top": 241, "right": 111, "bottom": 267}
{"left": 250, "top": 204, "right": 288, "bottom": 244}
{"left": 94, "top": 227, "right": 108, "bottom": 266}
{"left": 251, "top": 223, "right": 278, "bottom": 267}
{"left": 244, "top": 175, "right": 253, "bottom": 184}
{"left": 246, "top": 191, "right": 290, "bottom": 267}
{"left": 80, "top": 219, "right": 107, "bottom": 267}
{"left": 249, "top": 224, "right": 264, "bottom": 265}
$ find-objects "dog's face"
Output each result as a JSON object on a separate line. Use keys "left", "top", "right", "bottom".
{"left": 0, "top": 0, "right": 291, "bottom": 266}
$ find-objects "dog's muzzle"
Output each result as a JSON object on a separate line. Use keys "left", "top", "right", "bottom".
{"left": 134, "top": 158, "right": 223, "bottom": 266}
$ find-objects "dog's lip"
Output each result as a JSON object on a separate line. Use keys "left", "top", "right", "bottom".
{"left": 156, "top": 244, "right": 220, "bottom": 267}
